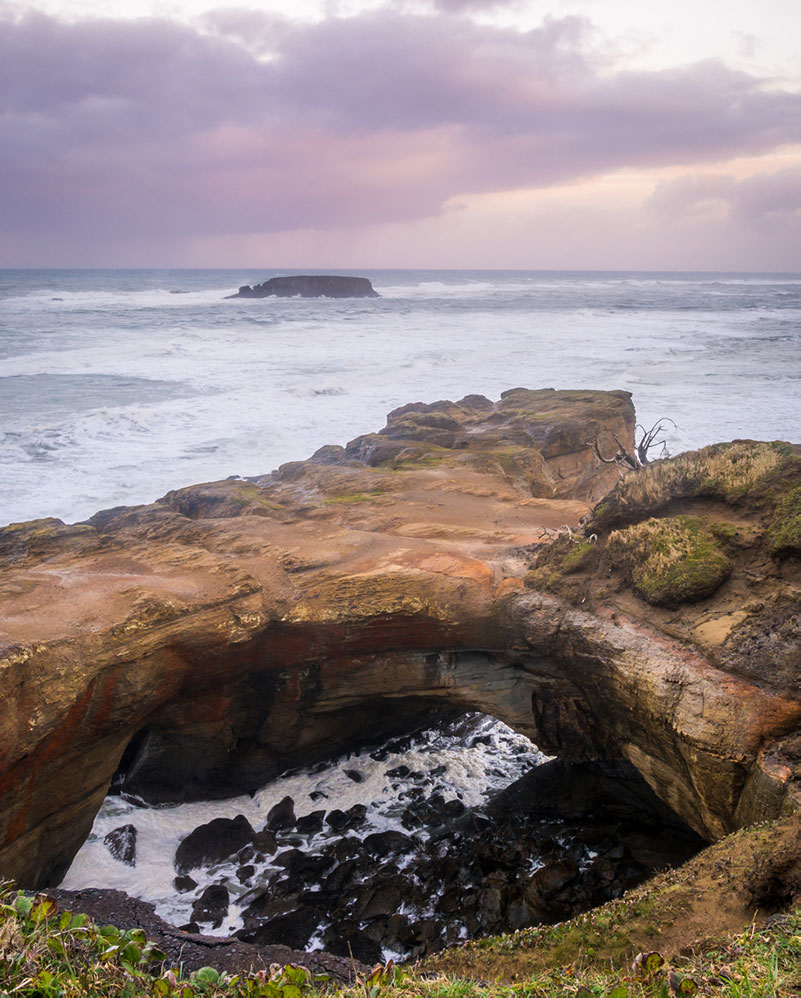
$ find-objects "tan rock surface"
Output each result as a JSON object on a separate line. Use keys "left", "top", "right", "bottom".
{"left": 1, "top": 388, "right": 799, "bottom": 890}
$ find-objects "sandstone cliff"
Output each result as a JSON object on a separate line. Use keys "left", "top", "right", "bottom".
{"left": 0, "top": 388, "right": 798, "bottom": 889}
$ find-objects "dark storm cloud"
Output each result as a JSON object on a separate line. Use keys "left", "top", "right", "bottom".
{"left": 1, "top": 5, "right": 800, "bottom": 252}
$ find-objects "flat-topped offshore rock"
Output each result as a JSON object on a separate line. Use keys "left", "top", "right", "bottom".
{"left": 228, "top": 275, "right": 380, "bottom": 299}
{"left": 0, "top": 387, "right": 799, "bottom": 890}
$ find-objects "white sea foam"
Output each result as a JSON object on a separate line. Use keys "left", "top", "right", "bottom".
{"left": 63, "top": 715, "right": 544, "bottom": 936}
{"left": 1, "top": 269, "right": 799, "bottom": 525}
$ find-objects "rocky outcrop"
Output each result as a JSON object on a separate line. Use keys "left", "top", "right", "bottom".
{"left": 228, "top": 275, "right": 379, "bottom": 298}
{"left": 0, "top": 388, "right": 799, "bottom": 890}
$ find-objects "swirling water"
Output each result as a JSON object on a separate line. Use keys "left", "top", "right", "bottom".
{"left": 2, "top": 268, "right": 799, "bottom": 526}
{"left": 63, "top": 715, "right": 545, "bottom": 948}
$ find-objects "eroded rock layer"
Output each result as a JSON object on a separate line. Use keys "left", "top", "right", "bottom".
{"left": 1, "top": 388, "right": 799, "bottom": 889}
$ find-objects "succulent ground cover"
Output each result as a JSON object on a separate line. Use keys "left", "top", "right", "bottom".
{"left": 2, "top": 884, "right": 800, "bottom": 998}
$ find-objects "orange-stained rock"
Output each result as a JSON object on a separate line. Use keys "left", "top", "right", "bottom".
{"left": 0, "top": 388, "right": 799, "bottom": 889}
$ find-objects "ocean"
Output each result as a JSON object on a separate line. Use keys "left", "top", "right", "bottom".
{"left": 2, "top": 268, "right": 799, "bottom": 527}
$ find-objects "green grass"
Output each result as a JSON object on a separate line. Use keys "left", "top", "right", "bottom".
{"left": 2, "top": 883, "right": 801, "bottom": 998}
{"left": 588, "top": 442, "right": 793, "bottom": 531}
{"left": 0, "top": 885, "right": 330, "bottom": 997}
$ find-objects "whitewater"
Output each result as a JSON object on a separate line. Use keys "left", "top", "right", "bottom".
{"left": 2, "top": 268, "right": 799, "bottom": 527}
{"left": 62, "top": 715, "right": 546, "bottom": 942}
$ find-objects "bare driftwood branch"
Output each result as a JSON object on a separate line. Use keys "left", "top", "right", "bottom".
{"left": 587, "top": 435, "right": 637, "bottom": 475}
{"left": 588, "top": 418, "right": 677, "bottom": 476}
{"left": 635, "top": 418, "right": 677, "bottom": 465}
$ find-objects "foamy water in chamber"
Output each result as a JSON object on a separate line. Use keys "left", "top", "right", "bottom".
{"left": 63, "top": 715, "right": 545, "bottom": 942}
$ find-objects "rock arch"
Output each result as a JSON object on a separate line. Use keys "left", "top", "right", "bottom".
{"left": 1, "top": 389, "right": 799, "bottom": 889}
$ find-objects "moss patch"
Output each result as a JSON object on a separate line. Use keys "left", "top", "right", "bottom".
{"left": 767, "top": 487, "right": 801, "bottom": 557}
{"left": 607, "top": 516, "right": 732, "bottom": 607}
{"left": 322, "top": 489, "right": 386, "bottom": 504}
{"left": 526, "top": 535, "right": 599, "bottom": 599}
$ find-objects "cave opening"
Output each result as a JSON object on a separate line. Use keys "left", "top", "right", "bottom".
{"left": 63, "top": 707, "right": 705, "bottom": 962}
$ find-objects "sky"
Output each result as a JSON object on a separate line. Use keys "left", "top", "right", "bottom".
{"left": 1, "top": 0, "right": 800, "bottom": 270}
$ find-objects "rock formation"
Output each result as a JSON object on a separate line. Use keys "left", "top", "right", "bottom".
{"left": 0, "top": 388, "right": 799, "bottom": 891}
{"left": 228, "top": 275, "right": 379, "bottom": 298}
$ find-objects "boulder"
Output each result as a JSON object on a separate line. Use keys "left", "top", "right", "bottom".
{"left": 103, "top": 824, "right": 137, "bottom": 866}
{"left": 175, "top": 816, "right": 254, "bottom": 874}
{"left": 295, "top": 811, "right": 325, "bottom": 836}
{"left": 265, "top": 796, "right": 295, "bottom": 832}
{"left": 240, "top": 907, "right": 324, "bottom": 950}
{"left": 191, "top": 884, "right": 230, "bottom": 928}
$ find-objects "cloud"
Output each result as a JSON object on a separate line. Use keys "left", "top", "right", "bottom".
{"left": 430, "top": 0, "right": 521, "bottom": 12}
{"left": 648, "top": 165, "right": 801, "bottom": 221}
{"left": 1, "top": 5, "right": 800, "bottom": 261}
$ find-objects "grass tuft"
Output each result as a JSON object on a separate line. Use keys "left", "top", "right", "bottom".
{"left": 606, "top": 516, "right": 732, "bottom": 607}
{"left": 589, "top": 442, "right": 789, "bottom": 531}
{"left": 766, "top": 486, "right": 801, "bottom": 557}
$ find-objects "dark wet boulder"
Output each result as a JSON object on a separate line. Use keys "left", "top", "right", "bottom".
{"left": 296, "top": 810, "right": 325, "bottom": 835}
{"left": 353, "top": 873, "right": 405, "bottom": 920}
{"left": 241, "top": 907, "right": 324, "bottom": 949}
{"left": 103, "top": 824, "right": 137, "bottom": 866}
{"left": 191, "top": 884, "right": 229, "bottom": 928}
{"left": 325, "top": 836, "right": 361, "bottom": 863}
{"left": 385, "top": 912, "right": 414, "bottom": 949}
{"left": 237, "top": 845, "right": 256, "bottom": 864}
{"left": 237, "top": 864, "right": 255, "bottom": 883}
{"left": 346, "top": 803, "right": 368, "bottom": 827}
{"left": 273, "top": 848, "right": 336, "bottom": 879}
{"left": 228, "top": 276, "right": 380, "bottom": 299}
{"left": 265, "top": 795, "right": 296, "bottom": 831}
{"left": 321, "top": 858, "right": 359, "bottom": 892}
{"left": 363, "top": 830, "right": 418, "bottom": 857}
{"left": 322, "top": 923, "right": 382, "bottom": 965}
{"left": 324, "top": 809, "right": 350, "bottom": 831}
{"left": 252, "top": 828, "right": 277, "bottom": 854}
{"left": 175, "top": 815, "right": 254, "bottom": 873}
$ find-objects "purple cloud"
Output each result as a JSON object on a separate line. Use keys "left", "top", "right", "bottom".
{"left": 648, "top": 166, "right": 801, "bottom": 221}
{"left": 1, "top": 5, "right": 800, "bottom": 259}
{"left": 430, "top": 0, "right": 523, "bottom": 12}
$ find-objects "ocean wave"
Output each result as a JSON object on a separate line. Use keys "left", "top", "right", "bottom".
{"left": 2, "top": 268, "right": 799, "bottom": 525}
